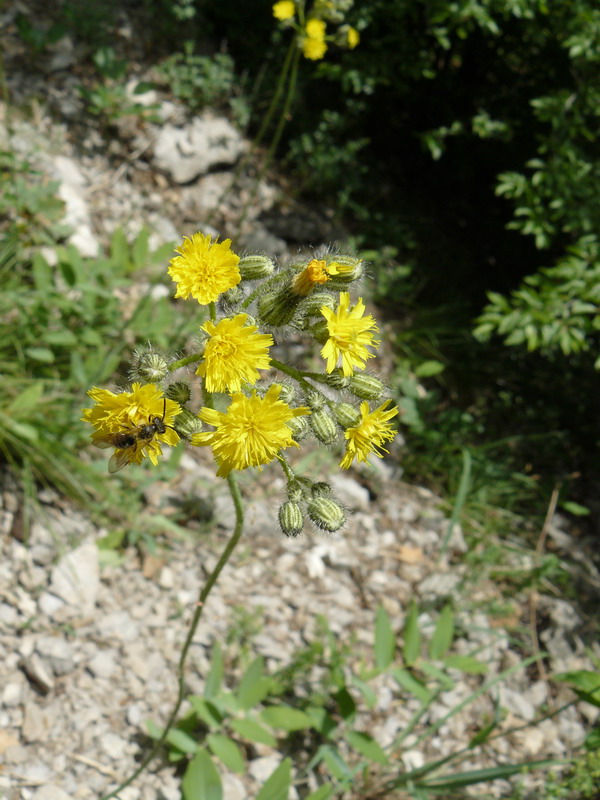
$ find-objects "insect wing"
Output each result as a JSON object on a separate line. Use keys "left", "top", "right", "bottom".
{"left": 93, "top": 434, "right": 117, "bottom": 450}
{"left": 108, "top": 445, "right": 138, "bottom": 473}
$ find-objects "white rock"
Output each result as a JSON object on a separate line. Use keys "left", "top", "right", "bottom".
{"left": 2, "top": 681, "right": 24, "bottom": 707}
{"left": 87, "top": 650, "right": 118, "bottom": 679}
{"left": 31, "top": 785, "right": 73, "bottom": 800}
{"left": 48, "top": 540, "right": 99, "bottom": 616}
{"left": 501, "top": 687, "right": 535, "bottom": 721}
{"left": 153, "top": 115, "right": 245, "bottom": 184}
{"left": 329, "top": 474, "right": 370, "bottom": 511}
{"left": 35, "top": 636, "right": 75, "bottom": 676}
{"left": 248, "top": 754, "right": 281, "bottom": 783}
{"left": 96, "top": 611, "right": 139, "bottom": 642}
{"left": 51, "top": 156, "right": 99, "bottom": 256}
{"left": 100, "top": 732, "right": 129, "bottom": 759}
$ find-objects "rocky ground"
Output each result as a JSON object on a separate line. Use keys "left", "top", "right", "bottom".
{"left": 1, "top": 5, "right": 600, "bottom": 799}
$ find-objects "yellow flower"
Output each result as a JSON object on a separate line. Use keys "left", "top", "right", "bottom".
{"left": 347, "top": 26, "right": 360, "bottom": 49}
{"left": 292, "top": 258, "right": 338, "bottom": 295}
{"left": 273, "top": 0, "right": 295, "bottom": 21}
{"left": 191, "top": 385, "right": 310, "bottom": 477}
{"left": 196, "top": 313, "right": 274, "bottom": 393}
{"left": 168, "top": 232, "right": 241, "bottom": 306}
{"left": 320, "top": 292, "right": 381, "bottom": 376}
{"left": 82, "top": 383, "right": 181, "bottom": 471}
{"left": 340, "top": 400, "right": 398, "bottom": 469}
{"left": 303, "top": 18, "right": 328, "bottom": 60}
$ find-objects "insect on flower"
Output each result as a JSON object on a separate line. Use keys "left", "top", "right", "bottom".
{"left": 93, "top": 399, "right": 174, "bottom": 473}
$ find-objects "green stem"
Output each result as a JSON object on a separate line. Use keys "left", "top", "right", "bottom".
{"left": 168, "top": 353, "right": 203, "bottom": 371}
{"left": 99, "top": 474, "right": 245, "bottom": 800}
{"left": 270, "top": 357, "right": 315, "bottom": 392}
{"left": 277, "top": 452, "right": 296, "bottom": 483}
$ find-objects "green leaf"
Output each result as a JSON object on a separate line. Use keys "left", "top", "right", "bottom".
{"left": 390, "top": 668, "right": 432, "bottom": 704}
{"left": 443, "top": 654, "right": 487, "bottom": 675}
{"left": 205, "top": 642, "right": 224, "bottom": 699}
{"left": 229, "top": 718, "right": 277, "bottom": 747}
{"left": 585, "top": 726, "right": 600, "bottom": 750}
{"left": 305, "top": 706, "right": 338, "bottom": 738}
{"left": 25, "top": 347, "right": 55, "bottom": 363}
{"left": 345, "top": 731, "right": 388, "bottom": 765}
{"left": 429, "top": 605, "right": 455, "bottom": 660}
{"left": 349, "top": 675, "right": 377, "bottom": 709}
{"left": 8, "top": 382, "right": 43, "bottom": 415}
{"left": 182, "top": 748, "right": 223, "bottom": 800}
{"left": 44, "top": 330, "right": 79, "bottom": 347}
{"left": 207, "top": 733, "right": 245, "bottom": 773}
{"left": 403, "top": 602, "right": 421, "bottom": 666}
{"left": 260, "top": 705, "right": 313, "bottom": 732}
{"left": 374, "top": 605, "right": 395, "bottom": 670}
{"left": 334, "top": 687, "right": 356, "bottom": 720}
{"left": 165, "top": 727, "right": 199, "bottom": 755}
{"left": 32, "top": 252, "right": 53, "bottom": 291}
{"left": 110, "top": 227, "right": 130, "bottom": 271}
{"left": 304, "top": 785, "right": 334, "bottom": 800}
{"left": 420, "top": 760, "right": 559, "bottom": 790}
{"left": 555, "top": 670, "right": 600, "bottom": 706}
{"left": 415, "top": 360, "right": 445, "bottom": 377}
{"left": 188, "top": 697, "right": 225, "bottom": 729}
{"left": 255, "top": 757, "right": 292, "bottom": 800}
{"left": 237, "top": 656, "right": 273, "bottom": 710}
{"left": 320, "top": 746, "right": 353, "bottom": 782}
{"left": 132, "top": 227, "right": 149, "bottom": 267}
{"left": 561, "top": 501, "right": 591, "bottom": 516}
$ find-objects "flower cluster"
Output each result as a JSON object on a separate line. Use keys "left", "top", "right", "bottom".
{"left": 83, "top": 233, "right": 398, "bottom": 534}
{"left": 272, "top": 0, "right": 360, "bottom": 61}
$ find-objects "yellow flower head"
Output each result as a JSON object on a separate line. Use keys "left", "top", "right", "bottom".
{"left": 82, "top": 383, "right": 181, "bottom": 469}
{"left": 191, "top": 384, "right": 310, "bottom": 477}
{"left": 292, "top": 258, "right": 338, "bottom": 296}
{"left": 320, "top": 292, "right": 381, "bottom": 376}
{"left": 168, "top": 232, "right": 241, "bottom": 306}
{"left": 273, "top": 0, "right": 295, "bottom": 21}
{"left": 303, "top": 18, "right": 328, "bottom": 60}
{"left": 340, "top": 400, "right": 398, "bottom": 469}
{"left": 347, "top": 26, "right": 360, "bottom": 49}
{"left": 196, "top": 313, "right": 274, "bottom": 393}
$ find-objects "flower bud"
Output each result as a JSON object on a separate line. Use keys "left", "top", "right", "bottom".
{"left": 238, "top": 255, "right": 275, "bottom": 281}
{"left": 173, "top": 408, "right": 203, "bottom": 439}
{"left": 301, "top": 291, "right": 335, "bottom": 317}
{"left": 305, "top": 390, "right": 326, "bottom": 411}
{"left": 130, "top": 347, "right": 169, "bottom": 382}
{"left": 334, "top": 402, "right": 361, "bottom": 429}
{"left": 307, "top": 496, "right": 346, "bottom": 532}
{"left": 222, "top": 286, "right": 245, "bottom": 307}
{"left": 279, "top": 501, "right": 304, "bottom": 537}
{"left": 258, "top": 289, "right": 301, "bottom": 327}
{"left": 347, "top": 373, "right": 386, "bottom": 400}
{"left": 165, "top": 381, "right": 191, "bottom": 405}
{"left": 287, "top": 481, "right": 305, "bottom": 503}
{"left": 286, "top": 415, "right": 309, "bottom": 441}
{"left": 311, "top": 481, "right": 332, "bottom": 498}
{"left": 278, "top": 382, "right": 296, "bottom": 404}
{"left": 326, "top": 256, "right": 363, "bottom": 288}
{"left": 324, "top": 369, "right": 349, "bottom": 390}
{"left": 309, "top": 320, "right": 329, "bottom": 344}
{"left": 309, "top": 408, "right": 338, "bottom": 444}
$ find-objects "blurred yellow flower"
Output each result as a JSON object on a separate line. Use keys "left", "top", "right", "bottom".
{"left": 347, "top": 26, "right": 360, "bottom": 49}
{"left": 196, "top": 313, "right": 274, "bottom": 393}
{"left": 320, "top": 292, "right": 380, "bottom": 376}
{"left": 192, "top": 385, "right": 310, "bottom": 477}
{"left": 340, "top": 400, "right": 398, "bottom": 469}
{"left": 303, "top": 18, "right": 328, "bottom": 60}
{"left": 273, "top": 0, "right": 295, "bottom": 21}
{"left": 168, "top": 233, "right": 241, "bottom": 306}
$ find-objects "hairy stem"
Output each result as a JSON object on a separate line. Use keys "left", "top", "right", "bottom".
{"left": 99, "top": 474, "right": 245, "bottom": 799}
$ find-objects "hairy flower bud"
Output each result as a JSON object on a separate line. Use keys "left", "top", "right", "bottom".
{"left": 278, "top": 383, "right": 296, "bottom": 404}
{"left": 326, "top": 255, "right": 364, "bottom": 289}
{"left": 301, "top": 291, "right": 335, "bottom": 317}
{"left": 311, "top": 481, "right": 332, "bottom": 498}
{"left": 258, "top": 289, "right": 301, "bottom": 327}
{"left": 305, "top": 390, "right": 326, "bottom": 410}
{"left": 173, "top": 408, "right": 203, "bottom": 439}
{"left": 279, "top": 501, "right": 304, "bottom": 537}
{"left": 286, "top": 415, "right": 309, "bottom": 441}
{"left": 334, "top": 402, "right": 361, "bottom": 429}
{"left": 309, "top": 319, "right": 329, "bottom": 344}
{"left": 347, "top": 373, "right": 386, "bottom": 400}
{"left": 239, "top": 255, "right": 275, "bottom": 281}
{"left": 129, "top": 347, "right": 169, "bottom": 383}
{"left": 324, "top": 369, "right": 349, "bottom": 390}
{"left": 309, "top": 408, "right": 338, "bottom": 444}
{"left": 307, "top": 496, "right": 346, "bottom": 532}
{"left": 287, "top": 480, "right": 305, "bottom": 503}
{"left": 165, "top": 381, "right": 191, "bottom": 405}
